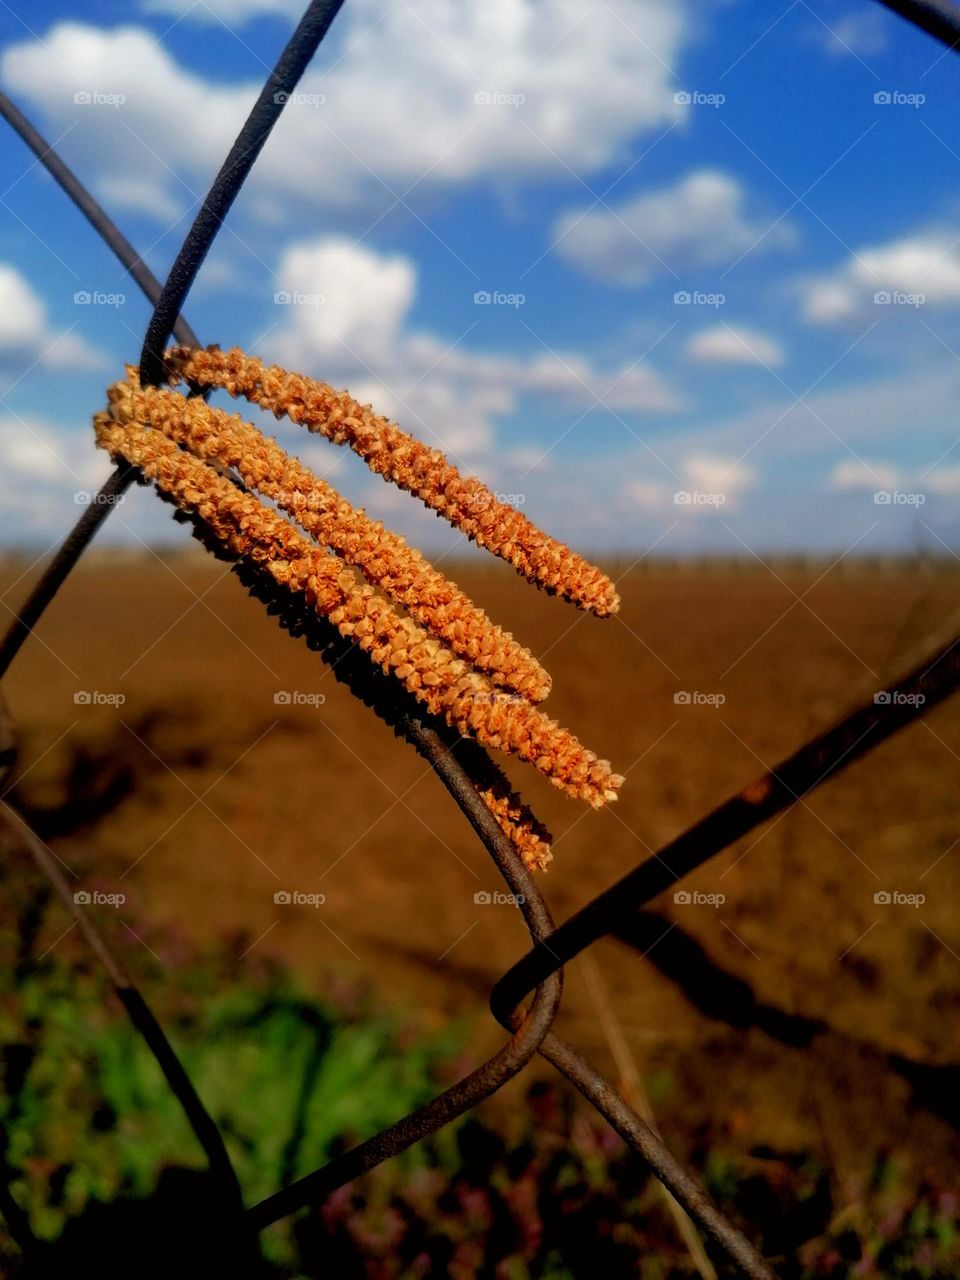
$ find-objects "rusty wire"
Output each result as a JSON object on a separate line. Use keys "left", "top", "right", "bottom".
{"left": 1, "top": 1, "right": 959, "bottom": 1275}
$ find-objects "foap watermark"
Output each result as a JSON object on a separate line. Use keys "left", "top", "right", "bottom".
{"left": 470, "top": 689, "right": 526, "bottom": 708}
{"left": 874, "top": 490, "right": 925, "bottom": 506}
{"left": 474, "top": 90, "right": 526, "bottom": 107}
{"left": 474, "top": 290, "right": 525, "bottom": 308}
{"left": 474, "top": 890, "right": 525, "bottom": 906}
{"left": 874, "top": 290, "right": 925, "bottom": 307}
{"left": 273, "top": 90, "right": 325, "bottom": 107}
{"left": 874, "top": 690, "right": 926, "bottom": 708}
{"left": 74, "top": 490, "right": 126, "bottom": 506}
{"left": 73, "top": 90, "right": 125, "bottom": 108}
{"left": 674, "top": 290, "right": 725, "bottom": 308}
{"left": 874, "top": 890, "right": 925, "bottom": 908}
{"left": 74, "top": 290, "right": 125, "bottom": 307}
{"left": 74, "top": 889, "right": 126, "bottom": 907}
{"left": 74, "top": 691, "right": 125, "bottom": 707}
{"left": 494, "top": 491, "right": 525, "bottom": 505}
{"left": 674, "top": 89, "right": 725, "bottom": 108}
{"left": 274, "top": 889, "right": 325, "bottom": 907}
{"left": 674, "top": 690, "right": 726, "bottom": 707}
{"left": 674, "top": 889, "right": 725, "bottom": 908}
{"left": 674, "top": 490, "right": 725, "bottom": 507}
{"left": 274, "top": 290, "right": 324, "bottom": 306}
{"left": 874, "top": 90, "right": 925, "bottom": 107}
{"left": 274, "top": 691, "right": 326, "bottom": 707}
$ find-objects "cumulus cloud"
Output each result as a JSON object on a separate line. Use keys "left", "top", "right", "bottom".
{"left": 803, "top": 232, "right": 960, "bottom": 324}
{"left": 2, "top": 7, "right": 687, "bottom": 223}
{"left": 827, "top": 457, "right": 960, "bottom": 500}
{"left": 926, "top": 466, "right": 960, "bottom": 496}
{"left": 827, "top": 458, "right": 901, "bottom": 490}
{"left": 813, "top": 9, "right": 888, "bottom": 58}
{"left": 0, "top": 415, "right": 114, "bottom": 536}
{"left": 553, "top": 169, "right": 794, "bottom": 286}
{"left": 266, "top": 236, "right": 678, "bottom": 460}
{"left": 624, "top": 452, "right": 756, "bottom": 516}
{"left": 0, "top": 264, "right": 102, "bottom": 372}
{"left": 685, "top": 324, "right": 784, "bottom": 367}
{"left": 681, "top": 453, "right": 755, "bottom": 509}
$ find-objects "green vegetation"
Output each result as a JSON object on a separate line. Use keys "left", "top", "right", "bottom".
{"left": 2, "top": 871, "right": 959, "bottom": 1277}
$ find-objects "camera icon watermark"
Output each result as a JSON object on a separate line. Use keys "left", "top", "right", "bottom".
{"left": 274, "top": 290, "right": 324, "bottom": 306}
{"left": 673, "top": 290, "right": 725, "bottom": 308}
{"left": 274, "top": 691, "right": 326, "bottom": 707}
{"left": 873, "top": 690, "right": 925, "bottom": 708}
{"left": 274, "top": 889, "right": 325, "bottom": 907}
{"left": 73, "top": 90, "right": 126, "bottom": 108}
{"left": 272, "top": 90, "right": 325, "bottom": 106}
{"left": 873, "top": 490, "right": 925, "bottom": 506}
{"left": 473, "top": 290, "right": 525, "bottom": 307}
{"left": 873, "top": 889, "right": 924, "bottom": 907}
{"left": 674, "top": 690, "right": 726, "bottom": 707}
{"left": 873, "top": 89, "right": 925, "bottom": 107}
{"left": 74, "top": 889, "right": 126, "bottom": 907}
{"left": 473, "top": 90, "right": 526, "bottom": 107}
{"left": 673, "top": 89, "right": 725, "bottom": 108}
{"left": 74, "top": 690, "right": 126, "bottom": 707}
{"left": 673, "top": 889, "right": 725, "bottom": 907}
{"left": 873, "top": 290, "right": 925, "bottom": 307}
{"left": 674, "top": 490, "right": 726, "bottom": 507}
{"left": 474, "top": 890, "right": 525, "bottom": 906}
{"left": 74, "top": 290, "right": 125, "bottom": 307}
{"left": 74, "top": 490, "right": 126, "bottom": 506}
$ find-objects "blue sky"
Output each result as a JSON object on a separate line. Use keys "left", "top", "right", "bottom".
{"left": 1, "top": 0, "right": 960, "bottom": 556}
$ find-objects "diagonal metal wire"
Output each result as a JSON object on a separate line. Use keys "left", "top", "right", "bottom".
{"left": 876, "top": 0, "right": 960, "bottom": 48}
{"left": 0, "top": 0, "right": 347, "bottom": 682}
{"left": 491, "top": 627, "right": 960, "bottom": 1024}
{"left": 1, "top": 0, "right": 959, "bottom": 1275}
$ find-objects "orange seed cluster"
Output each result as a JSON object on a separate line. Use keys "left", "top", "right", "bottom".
{"left": 95, "top": 353, "right": 625, "bottom": 870}
{"left": 164, "top": 345, "right": 620, "bottom": 617}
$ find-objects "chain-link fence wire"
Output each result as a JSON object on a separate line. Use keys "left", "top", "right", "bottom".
{"left": 1, "top": 1, "right": 959, "bottom": 1274}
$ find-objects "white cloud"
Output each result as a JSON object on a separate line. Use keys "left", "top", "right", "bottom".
{"left": 0, "top": 264, "right": 102, "bottom": 371}
{"left": 0, "top": 264, "right": 45, "bottom": 351}
{"left": 2, "top": 8, "right": 687, "bottom": 223}
{"left": 266, "top": 236, "right": 678, "bottom": 461}
{"left": 97, "top": 173, "right": 183, "bottom": 222}
{"left": 685, "top": 324, "right": 784, "bottom": 367}
{"left": 553, "top": 169, "right": 794, "bottom": 286}
{"left": 803, "top": 233, "right": 960, "bottom": 324}
{"left": 814, "top": 9, "right": 887, "bottom": 58}
{"left": 13, "top": 423, "right": 106, "bottom": 486}
{"left": 625, "top": 478, "right": 668, "bottom": 511}
{"left": 274, "top": 238, "right": 415, "bottom": 365}
{"left": 623, "top": 452, "right": 756, "bottom": 516}
{"left": 680, "top": 452, "right": 755, "bottom": 510}
{"left": 927, "top": 466, "right": 960, "bottom": 496}
{"left": 827, "top": 458, "right": 901, "bottom": 490}
{"left": 0, "top": 417, "right": 112, "bottom": 529}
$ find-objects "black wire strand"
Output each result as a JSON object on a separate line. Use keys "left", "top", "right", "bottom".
{"left": 138, "top": 0, "right": 346, "bottom": 388}
{"left": 0, "top": 0, "right": 345, "bottom": 681}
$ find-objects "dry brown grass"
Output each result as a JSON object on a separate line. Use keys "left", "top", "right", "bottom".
{"left": 5, "top": 554, "right": 960, "bottom": 1183}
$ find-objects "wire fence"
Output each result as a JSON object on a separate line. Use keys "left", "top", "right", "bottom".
{"left": 1, "top": 1, "right": 959, "bottom": 1275}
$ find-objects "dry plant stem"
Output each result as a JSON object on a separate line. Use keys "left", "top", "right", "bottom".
{"left": 580, "top": 954, "right": 718, "bottom": 1280}
{"left": 117, "top": 375, "right": 550, "bottom": 703}
{"left": 164, "top": 346, "right": 620, "bottom": 617}
{"left": 94, "top": 414, "right": 623, "bottom": 810}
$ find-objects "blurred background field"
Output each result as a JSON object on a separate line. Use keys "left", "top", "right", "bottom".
{"left": 3, "top": 553, "right": 960, "bottom": 1274}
